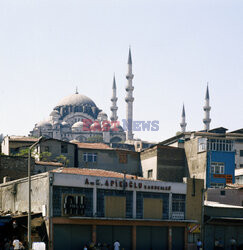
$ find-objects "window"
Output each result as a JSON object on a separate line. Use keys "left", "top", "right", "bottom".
{"left": 172, "top": 194, "right": 185, "bottom": 212}
{"left": 147, "top": 169, "right": 153, "bottom": 179}
{"left": 143, "top": 198, "right": 163, "bottom": 219}
{"left": 220, "top": 190, "right": 225, "bottom": 196}
{"left": 119, "top": 152, "right": 127, "bottom": 164}
{"left": 240, "top": 164, "right": 243, "bottom": 168}
{"left": 207, "top": 139, "right": 233, "bottom": 152}
{"left": 105, "top": 196, "right": 126, "bottom": 218}
{"left": 61, "top": 144, "right": 68, "bottom": 154}
{"left": 198, "top": 138, "right": 207, "bottom": 152}
{"left": 83, "top": 152, "right": 97, "bottom": 163}
{"left": 210, "top": 183, "right": 224, "bottom": 188}
{"left": 240, "top": 150, "right": 243, "bottom": 157}
{"left": 211, "top": 162, "right": 224, "bottom": 174}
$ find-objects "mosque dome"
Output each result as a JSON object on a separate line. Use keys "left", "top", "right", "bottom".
{"left": 72, "top": 121, "right": 84, "bottom": 132}
{"left": 36, "top": 120, "right": 52, "bottom": 128}
{"left": 53, "top": 92, "right": 101, "bottom": 119}
{"left": 61, "top": 121, "right": 70, "bottom": 127}
{"left": 72, "top": 121, "right": 84, "bottom": 128}
{"left": 50, "top": 110, "right": 60, "bottom": 117}
{"left": 97, "top": 111, "right": 108, "bottom": 121}
{"left": 55, "top": 93, "right": 97, "bottom": 108}
{"left": 90, "top": 121, "right": 101, "bottom": 131}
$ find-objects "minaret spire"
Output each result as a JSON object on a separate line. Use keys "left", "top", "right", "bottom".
{"left": 125, "top": 47, "right": 134, "bottom": 140}
{"left": 203, "top": 83, "right": 211, "bottom": 131}
{"left": 110, "top": 75, "right": 118, "bottom": 121}
{"left": 75, "top": 86, "right": 78, "bottom": 94}
{"left": 180, "top": 103, "right": 187, "bottom": 133}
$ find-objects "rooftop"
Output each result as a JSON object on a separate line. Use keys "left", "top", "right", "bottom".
{"left": 74, "top": 142, "right": 111, "bottom": 150}
{"left": 204, "top": 201, "right": 243, "bottom": 209}
{"left": 7, "top": 136, "right": 38, "bottom": 142}
{"left": 35, "top": 161, "right": 63, "bottom": 166}
{"left": 51, "top": 167, "right": 145, "bottom": 180}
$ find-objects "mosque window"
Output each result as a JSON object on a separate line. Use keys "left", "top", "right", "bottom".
{"left": 240, "top": 150, "right": 243, "bottom": 157}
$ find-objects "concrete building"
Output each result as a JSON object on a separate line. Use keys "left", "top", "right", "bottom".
{"left": 1, "top": 136, "right": 38, "bottom": 155}
{"left": 235, "top": 168, "right": 243, "bottom": 184}
{"left": 0, "top": 154, "right": 63, "bottom": 183}
{"left": 206, "top": 184, "right": 243, "bottom": 207}
{"left": 140, "top": 145, "right": 186, "bottom": 182}
{"left": 160, "top": 127, "right": 243, "bottom": 188}
{"left": 76, "top": 142, "right": 141, "bottom": 176}
{"left": 203, "top": 201, "right": 243, "bottom": 250}
{"left": 0, "top": 155, "right": 35, "bottom": 183}
{"left": 35, "top": 138, "right": 77, "bottom": 167}
{"left": 0, "top": 170, "right": 203, "bottom": 250}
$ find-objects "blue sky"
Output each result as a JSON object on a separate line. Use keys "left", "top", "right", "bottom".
{"left": 0, "top": 0, "right": 242, "bottom": 142}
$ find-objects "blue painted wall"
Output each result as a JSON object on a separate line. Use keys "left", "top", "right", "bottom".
{"left": 206, "top": 151, "right": 235, "bottom": 188}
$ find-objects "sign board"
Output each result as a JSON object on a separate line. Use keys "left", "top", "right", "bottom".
{"left": 213, "top": 174, "right": 233, "bottom": 184}
{"left": 188, "top": 223, "right": 201, "bottom": 233}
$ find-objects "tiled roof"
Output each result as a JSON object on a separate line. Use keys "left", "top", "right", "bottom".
{"left": 9, "top": 136, "right": 38, "bottom": 142}
{"left": 51, "top": 167, "right": 145, "bottom": 180}
{"left": 35, "top": 161, "right": 63, "bottom": 166}
{"left": 74, "top": 142, "right": 111, "bottom": 150}
{"left": 225, "top": 183, "right": 243, "bottom": 189}
{"left": 204, "top": 201, "right": 243, "bottom": 209}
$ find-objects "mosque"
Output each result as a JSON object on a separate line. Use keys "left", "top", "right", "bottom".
{"left": 30, "top": 49, "right": 135, "bottom": 143}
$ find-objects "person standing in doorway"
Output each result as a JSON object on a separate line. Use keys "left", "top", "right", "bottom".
{"left": 197, "top": 239, "right": 202, "bottom": 250}
{"left": 230, "top": 237, "right": 237, "bottom": 250}
{"left": 114, "top": 240, "right": 120, "bottom": 250}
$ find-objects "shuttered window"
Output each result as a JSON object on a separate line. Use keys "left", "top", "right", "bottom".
{"left": 143, "top": 198, "right": 163, "bottom": 219}
{"left": 105, "top": 196, "right": 126, "bottom": 218}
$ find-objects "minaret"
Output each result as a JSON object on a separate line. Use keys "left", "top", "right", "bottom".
{"left": 180, "top": 104, "right": 187, "bottom": 133}
{"left": 110, "top": 75, "right": 118, "bottom": 121}
{"left": 125, "top": 47, "right": 134, "bottom": 141}
{"left": 203, "top": 84, "right": 211, "bottom": 131}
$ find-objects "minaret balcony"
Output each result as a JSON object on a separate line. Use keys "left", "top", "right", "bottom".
{"left": 126, "top": 74, "right": 134, "bottom": 80}
{"left": 125, "top": 97, "right": 134, "bottom": 102}
{"left": 125, "top": 86, "right": 134, "bottom": 92}
{"left": 110, "top": 106, "right": 118, "bottom": 111}
{"left": 203, "top": 118, "right": 211, "bottom": 123}
{"left": 203, "top": 106, "right": 211, "bottom": 111}
{"left": 111, "top": 97, "right": 118, "bottom": 102}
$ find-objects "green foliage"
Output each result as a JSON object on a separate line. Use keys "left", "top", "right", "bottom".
{"left": 15, "top": 148, "right": 31, "bottom": 157}
{"left": 86, "top": 135, "right": 103, "bottom": 143}
{"left": 56, "top": 154, "right": 69, "bottom": 167}
{"left": 40, "top": 151, "right": 52, "bottom": 162}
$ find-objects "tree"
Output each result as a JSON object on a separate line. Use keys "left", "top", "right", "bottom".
{"left": 56, "top": 155, "right": 69, "bottom": 167}
{"left": 40, "top": 151, "right": 52, "bottom": 162}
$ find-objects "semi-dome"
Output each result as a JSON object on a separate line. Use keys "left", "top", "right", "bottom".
{"left": 50, "top": 110, "right": 60, "bottom": 117}
{"left": 36, "top": 120, "right": 52, "bottom": 128}
{"left": 97, "top": 111, "right": 108, "bottom": 121}
{"left": 61, "top": 121, "right": 70, "bottom": 127}
{"left": 72, "top": 121, "right": 84, "bottom": 128}
{"left": 55, "top": 93, "right": 97, "bottom": 108}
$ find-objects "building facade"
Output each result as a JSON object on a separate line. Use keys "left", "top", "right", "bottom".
{"left": 160, "top": 127, "right": 242, "bottom": 188}
{"left": 0, "top": 169, "right": 203, "bottom": 250}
